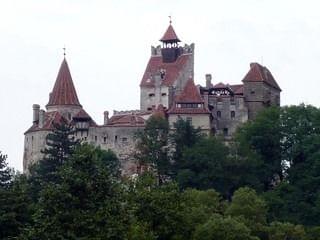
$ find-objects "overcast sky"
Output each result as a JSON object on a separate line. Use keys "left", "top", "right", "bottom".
{"left": 1, "top": 0, "right": 320, "bottom": 171}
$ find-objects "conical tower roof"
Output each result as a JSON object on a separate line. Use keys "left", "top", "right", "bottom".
{"left": 160, "top": 24, "right": 181, "bottom": 43}
{"left": 47, "top": 58, "right": 81, "bottom": 107}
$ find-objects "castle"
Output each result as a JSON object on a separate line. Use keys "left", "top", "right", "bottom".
{"left": 23, "top": 22, "right": 281, "bottom": 175}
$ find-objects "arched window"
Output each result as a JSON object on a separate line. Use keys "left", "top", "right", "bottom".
{"left": 231, "top": 111, "right": 235, "bottom": 119}
{"left": 217, "top": 111, "right": 221, "bottom": 118}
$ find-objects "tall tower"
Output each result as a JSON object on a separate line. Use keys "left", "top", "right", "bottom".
{"left": 23, "top": 56, "right": 95, "bottom": 172}
{"left": 242, "top": 62, "right": 281, "bottom": 119}
{"left": 140, "top": 20, "right": 195, "bottom": 112}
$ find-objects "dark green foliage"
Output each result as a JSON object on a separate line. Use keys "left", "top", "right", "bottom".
{"left": 0, "top": 152, "right": 11, "bottom": 188}
{"left": 176, "top": 137, "right": 232, "bottom": 195}
{"left": 135, "top": 115, "right": 170, "bottom": 183}
{"left": 235, "top": 106, "right": 282, "bottom": 191}
{"left": 35, "top": 122, "right": 79, "bottom": 182}
{"left": 24, "top": 144, "right": 125, "bottom": 239}
{"left": 128, "top": 172, "right": 184, "bottom": 240}
{"left": 170, "top": 118, "right": 203, "bottom": 174}
{"left": 193, "top": 214, "right": 259, "bottom": 240}
{"left": 0, "top": 153, "right": 31, "bottom": 239}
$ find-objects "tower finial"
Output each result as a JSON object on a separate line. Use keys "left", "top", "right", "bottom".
{"left": 63, "top": 46, "right": 66, "bottom": 57}
{"left": 169, "top": 15, "right": 172, "bottom": 25}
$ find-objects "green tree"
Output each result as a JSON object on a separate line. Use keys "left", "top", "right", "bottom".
{"left": 176, "top": 137, "right": 233, "bottom": 196}
{"left": 264, "top": 105, "right": 320, "bottom": 225}
{"left": 0, "top": 153, "right": 31, "bottom": 239}
{"left": 0, "top": 152, "right": 11, "bottom": 188}
{"left": 24, "top": 144, "right": 126, "bottom": 239}
{"left": 135, "top": 115, "right": 170, "bottom": 183}
{"left": 170, "top": 118, "right": 203, "bottom": 175}
{"left": 226, "top": 187, "right": 268, "bottom": 239}
{"left": 268, "top": 221, "right": 306, "bottom": 240}
{"left": 128, "top": 172, "right": 184, "bottom": 240}
{"left": 193, "top": 214, "right": 259, "bottom": 240}
{"left": 234, "top": 106, "right": 282, "bottom": 191}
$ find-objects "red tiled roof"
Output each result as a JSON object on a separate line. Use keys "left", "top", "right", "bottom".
{"left": 47, "top": 58, "right": 82, "bottom": 107}
{"left": 152, "top": 104, "right": 167, "bottom": 119}
{"left": 213, "top": 82, "right": 226, "bottom": 89}
{"left": 72, "top": 109, "right": 98, "bottom": 127}
{"left": 73, "top": 109, "right": 91, "bottom": 120}
{"left": 175, "top": 79, "right": 203, "bottom": 103}
{"left": 25, "top": 111, "right": 67, "bottom": 133}
{"left": 242, "top": 62, "right": 281, "bottom": 90}
{"left": 160, "top": 24, "right": 181, "bottom": 42}
{"left": 140, "top": 54, "right": 191, "bottom": 87}
{"left": 107, "top": 114, "right": 145, "bottom": 126}
{"left": 230, "top": 84, "right": 244, "bottom": 95}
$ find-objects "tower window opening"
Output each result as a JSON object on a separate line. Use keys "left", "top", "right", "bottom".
{"left": 223, "top": 128, "right": 228, "bottom": 136}
{"left": 231, "top": 111, "right": 235, "bottom": 119}
{"left": 217, "top": 111, "right": 221, "bottom": 118}
{"left": 103, "top": 137, "right": 107, "bottom": 143}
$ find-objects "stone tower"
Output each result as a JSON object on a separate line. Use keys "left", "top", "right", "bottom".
{"left": 23, "top": 57, "right": 95, "bottom": 172}
{"left": 242, "top": 62, "right": 281, "bottom": 119}
{"left": 140, "top": 21, "right": 195, "bottom": 112}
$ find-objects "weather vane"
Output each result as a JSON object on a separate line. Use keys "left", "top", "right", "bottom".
{"left": 63, "top": 46, "right": 66, "bottom": 57}
{"left": 169, "top": 15, "right": 172, "bottom": 25}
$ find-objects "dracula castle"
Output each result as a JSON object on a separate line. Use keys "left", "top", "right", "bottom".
{"left": 23, "top": 22, "right": 281, "bottom": 175}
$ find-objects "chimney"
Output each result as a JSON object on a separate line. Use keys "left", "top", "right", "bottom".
{"left": 205, "top": 74, "right": 212, "bottom": 88}
{"left": 39, "top": 110, "right": 45, "bottom": 128}
{"left": 32, "top": 104, "right": 40, "bottom": 124}
{"left": 104, "top": 111, "right": 109, "bottom": 125}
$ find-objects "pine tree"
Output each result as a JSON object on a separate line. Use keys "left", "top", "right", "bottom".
{"left": 0, "top": 151, "right": 11, "bottom": 188}
{"left": 30, "top": 122, "right": 79, "bottom": 184}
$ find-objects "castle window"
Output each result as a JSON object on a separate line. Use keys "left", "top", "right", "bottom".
{"left": 68, "top": 113, "right": 72, "bottom": 120}
{"left": 84, "top": 137, "right": 87, "bottom": 141}
{"left": 115, "top": 135, "right": 118, "bottom": 143}
{"left": 122, "top": 137, "right": 128, "bottom": 143}
{"left": 95, "top": 136, "right": 97, "bottom": 142}
{"left": 161, "top": 93, "right": 167, "bottom": 96}
{"left": 223, "top": 128, "right": 228, "bottom": 136}
{"left": 230, "top": 96, "right": 235, "bottom": 105}
{"left": 217, "top": 111, "right": 221, "bottom": 118}
{"left": 103, "top": 137, "right": 107, "bottom": 143}
{"left": 251, "top": 90, "right": 255, "bottom": 94}
{"left": 147, "top": 107, "right": 152, "bottom": 111}
{"left": 231, "top": 111, "right": 235, "bottom": 119}
{"left": 148, "top": 93, "right": 155, "bottom": 97}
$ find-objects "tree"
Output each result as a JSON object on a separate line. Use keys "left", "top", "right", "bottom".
{"left": 175, "top": 137, "right": 233, "bottom": 195}
{"left": 234, "top": 106, "right": 282, "bottom": 191}
{"left": 0, "top": 153, "right": 31, "bottom": 239}
{"left": 128, "top": 172, "right": 185, "bottom": 240}
{"left": 193, "top": 214, "right": 259, "bottom": 240}
{"left": 264, "top": 105, "right": 320, "bottom": 225}
{"left": 268, "top": 221, "right": 306, "bottom": 240}
{"left": 170, "top": 118, "right": 203, "bottom": 175}
{"left": 226, "top": 187, "right": 268, "bottom": 239}
{"left": 24, "top": 144, "right": 126, "bottom": 239}
{"left": 0, "top": 151, "right": 11, "bottom": 188}
{"left": 28, "top": 122, "right": 80, "bottom": 198}
{"left": 135, "top": 115, "right": 170, "bottom": 183}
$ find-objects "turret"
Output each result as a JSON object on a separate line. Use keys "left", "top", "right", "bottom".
{"left": 160, "top": 20, "right": 182, "bottom": 63}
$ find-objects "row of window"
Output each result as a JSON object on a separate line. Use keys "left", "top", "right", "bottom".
{"left": 148, "top": 93, "right": 167, "bottom": 97}
{"left": 216, "top": 111, "right": 236, "bottom": 119}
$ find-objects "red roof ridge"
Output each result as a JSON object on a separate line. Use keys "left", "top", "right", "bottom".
{"left": 47, "top": 58, "right": 82, "bottom": 107}
{"left": 242, "top": 62, "right": 281, "bottom": 90}
{"left": 175, "top": 78, "right": 203, "bottom": 103}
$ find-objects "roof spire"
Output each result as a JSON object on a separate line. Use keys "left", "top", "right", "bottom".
{"left": 63, "top": 46, "right": 66, "bottom": 57}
